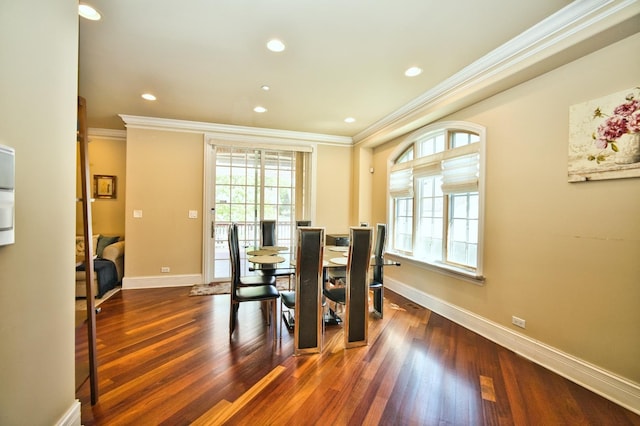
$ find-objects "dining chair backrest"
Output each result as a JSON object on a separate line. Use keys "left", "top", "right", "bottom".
{"left": 296, "top": 220, "right": 311, "bottom": 227}
{"left": 372, "top": 223, "right": 386, "bottom": 284}
{"left": 228, "top": 223, "right": 240, "bottom": 290}
{"left": 260, "top": 220, "right": 277, "bottom": 247}
{"left": 344, "top": 227, "right": 373, "bottom": 348}
{"left": 293, "top": 227, "right": 325, "bottom": 355}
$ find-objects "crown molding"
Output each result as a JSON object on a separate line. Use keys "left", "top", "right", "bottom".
{"left": 353, "top": 0, "right": 640, "bottom": 148}
{"left": 87, "top": 127, "right": 126, "bottom": 141}
{"left": 119, "top": 114, "right": 352, "bottom": 146}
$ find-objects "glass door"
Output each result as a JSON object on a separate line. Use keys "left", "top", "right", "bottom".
{"left": 211, "top": 146, "right": 296, "bottom": 280}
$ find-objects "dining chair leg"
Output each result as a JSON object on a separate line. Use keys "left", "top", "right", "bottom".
{"left": 279, "top": 300, "right": 283, "bottom": 339}
{"left": 272, "top": 300, "right": 277, "bottom": 342}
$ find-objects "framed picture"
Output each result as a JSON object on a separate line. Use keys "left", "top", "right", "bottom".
{"left": 94, "top": 175, "right": 117, "bottom": 199}
{"left": 568, "top": 86, "right": 640, "bottom": 182}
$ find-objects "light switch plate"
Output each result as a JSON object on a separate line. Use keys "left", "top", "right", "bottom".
{"left": 188, "top": 210, "right": 198, "bottom": 219}
{"left": 133, "top": 209, "right": 143, "bottom": 218}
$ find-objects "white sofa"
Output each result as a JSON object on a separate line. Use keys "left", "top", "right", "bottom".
{"left": 75, "top": 235, "right": 125, "bottom": 298}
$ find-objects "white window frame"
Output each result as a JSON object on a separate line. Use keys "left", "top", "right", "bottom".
{"left": 386, "top": 121, "right": 486, "bottom": 283}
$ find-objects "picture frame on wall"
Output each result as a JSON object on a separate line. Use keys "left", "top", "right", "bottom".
{"left": 568, "top": 86, "right": 640, "bottom": 182}
{"left": 94, "top": 174, "right": 117, "bottom": 199}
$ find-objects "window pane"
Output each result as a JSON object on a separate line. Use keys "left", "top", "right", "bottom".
{"left": 230, "top": 204, "right": 245, "bottom": 222}
{"left": 216, "top": 166, "right": 230, "bottom": 184}
{"left": 232, "top": 166, "right": 246, "bottom": 185}
{"left": 418, "top": 132, "right": 445, "bottom": 157}
{"left": 231, "top": 186, "right": 245, "bottom": 203}
{"left": 278, "top": 204, "right": 291, "bottom": 222}
{"left": 216, "top": 186, "right": 230, "bottom": 204}
{"left": 278, "top": 169, "right": 291, "bottom": 187}
{"left": 394, "top": 198, "right": 413, "bottom": 252}
{"left": 451, "top": 194, "right": 468, "bottom": 218}
{"left": 263, "top": 204, "right": 277, "bottom": 220}
{"left": 452, "top": 132, "right": 470, "bottom": 148}
{"left": 469, "top": 193, "right": 479, "bottom": 219}
{"left": 467, "top": 244, "right": 478, "bottom": 267}
{"left": 247, "top": 167, "right": 258, "bottom": 185}
{"left": 278, "top": 187, "right": 291, "bottom": 204}
{"left": 434, "top": 197, "right": 443, "bottom": 215}
{"left": 264, "top": 169, "right": 278, "bottom": 186}
{"left": 469, "top": 219, "right": 478, "bottom": 244}
{"left": 216, "top": 203, "right": 229, "bottom": 221}
{"left": 416, "top": 176, "right": 443, "bottom": 261}
{"left": 449, "top": 241, "right": 467, "bottom": 264}
{"left": 451, "top": 218, "right": 468, "bottom": 241}
{"left": 245, "top": 208, "right": 254, "bottom": 223}
{"left": 264, "top": 186, "right": 277, "bottom": 204}
{"left": 397, "top": 146, "right": 414, "bottom": 163}
{"left": 446, "top": 191, "right": 479, "bottom": 268}
{"left": 245, "top": 186, "right": 256, "bottom": 204}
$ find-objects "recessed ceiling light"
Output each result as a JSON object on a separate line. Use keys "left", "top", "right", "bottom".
{"left": 141, "top": 93, "right": 156, "bottom": 101}
{"left": 261, "top": 85, "right": 271, "bottom": 91}
{"left": 405, "top": 67, "right": 423, "bottom": 77}
{"left": 266, "top": 39, "right": 286, "bottom": 52}
{"left": 254, "top": 106, "right": 267, "bottom": 113}
{"left": 344, "top": 117, "right": 356, "bottom": 123}
{"left": 79, "top": 4, "right": 101, "bottom": 20}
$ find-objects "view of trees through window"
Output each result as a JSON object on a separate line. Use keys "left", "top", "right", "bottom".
{"left": 212, "top": 146, "right": 296, "bottom": 278}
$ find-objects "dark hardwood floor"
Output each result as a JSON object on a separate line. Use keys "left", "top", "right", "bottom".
{"left": 77, "top": 286, "right": 640, "bottom": 425}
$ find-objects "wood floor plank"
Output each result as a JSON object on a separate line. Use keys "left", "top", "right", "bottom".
{"left": 76, "top": 286, "right": 640, "bottom": 425}
{"left": 196, "top": 365, "right": 286, "bottom": 425}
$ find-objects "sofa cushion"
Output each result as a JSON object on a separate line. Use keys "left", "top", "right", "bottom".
{"left": 76, "top": 234, "right": 99, "bottom": 257}
{"left": 97, "top": 235, "right": 120, "bottom": 257}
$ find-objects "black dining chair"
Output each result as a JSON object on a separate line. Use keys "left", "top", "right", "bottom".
{"left": 280, "top": 227, "right": 325, "bottom": 355}
{"left": 296, "top": 220, "right": 311, "bottom": 227}
{"left": 256, "top": 219, "right": 296, "bottom": 289}
{"left": 260, "top": 220, "right": 277, "bottom": 247}
{"left": 370, "top": 223, "right": 387, "bottom": 318}
{"left": 323, "top": 227, "right": 373, "bottom": 348}
{"left": 228, "top": 223, "right": 279, "bottom": 340}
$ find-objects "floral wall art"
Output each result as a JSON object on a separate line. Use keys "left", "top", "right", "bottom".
{"left": 568, "top": 86, "right": 640, "bottom": 182}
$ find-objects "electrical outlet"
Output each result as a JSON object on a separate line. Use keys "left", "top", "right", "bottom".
{"left": 161, "top": 266, "right": 170, "bottom": 273}
{"left": 512, "top": 316, "right": 526, "bottom": 329}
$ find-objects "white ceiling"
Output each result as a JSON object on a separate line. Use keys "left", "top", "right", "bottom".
{"left": 79, "top": 0, "right": 615, "bottom": 138}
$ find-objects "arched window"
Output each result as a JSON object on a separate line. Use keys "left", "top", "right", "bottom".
{"left": 387, "top": 121, "right": 485, "bottom": 280}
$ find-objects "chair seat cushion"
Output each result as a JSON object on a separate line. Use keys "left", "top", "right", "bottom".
{"left": 323, "top": 287, "right": 345, "bottom": 304}
{"left": 239, "top": 275, "right": 276, "bottom": 286}
{"left": 236, "top": 285, "right": 280, "bottom": 302}
{"left": 280, "top": 290, "right": 296, "bottom": 308}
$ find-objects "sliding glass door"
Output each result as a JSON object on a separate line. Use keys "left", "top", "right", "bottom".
{"left": 210, "top": 146, "right": 298, "bottom": 280}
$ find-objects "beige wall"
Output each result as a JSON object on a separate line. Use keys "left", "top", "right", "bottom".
{"left": 373, "top": 33, "right": 640, "bottom": 383}
{"left": 351, "top": 146, "right": 373, "bottom": 226}
{"left": 0, "top": 1, "right": 79, "bottom": 424}
{"left": 125, "top": 129, "right": 204, "bottom": 277}
{"left": 76, "top": 136, "right": 126, "bottom": 236}
{"left": 315, "top": 144, "right": 352, "bottom": 233}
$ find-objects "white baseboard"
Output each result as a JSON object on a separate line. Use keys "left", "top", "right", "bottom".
{"left": 55, "top": 400, "right": 81, "bottom": 426}
{"left": 122, "top": 274, "right": 202, "bottom": 289}
{"left": 385, "top": 277, "right": 640, "bottom": 415}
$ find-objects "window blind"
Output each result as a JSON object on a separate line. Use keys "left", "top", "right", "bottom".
{"left": 389, "top": 168, "right": 413, "bottom": 198}
{"left": 441, "top": 153, "right": 479, "bottom": 194}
